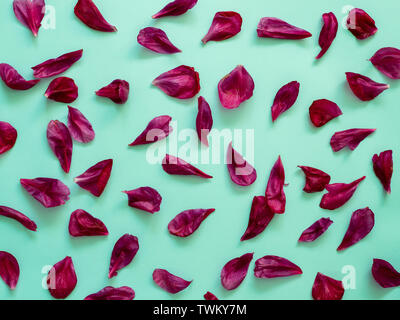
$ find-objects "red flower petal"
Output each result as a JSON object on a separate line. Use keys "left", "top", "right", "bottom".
{"left": 372, "top": 259, "right": 400, "bottom": 288}
{"left": 47, "top": 256, "right": 77, "bottom": 299}
{"left": 254, "top": 255, "right": 302, "bottom": 278}
{"left": 271, "top": 81, "right": 300, "bottom": 122}
{"left": 346, "top": 72, "right": 389, "bottom": 101}
{"left": 84, "top": 286, "right": 135, "bottom": 300}
{"left": 196, "top": 96, "right": 213, "bottom": 146}
{"left": 123, "top": 187, "right": 162, "bottom": 214}
{"left": 309, "top": 99, "right": 342, "bottom": 127}
{"left": 221, "top": 253, "right": 253, "bottom": 290}
{"left": 227, "top": 142, "right": 257, "bottom": 187}
{"left": 137, "top": 27, "right": 181, "bottom": 54}
{"left": 13, "top": 0, "right": 45, "bottom": 37}
{"left": 96, "top": 79, "right": 129, "bottom": 104}
{"left": 32, "top": 49, "right": 83, "bottom": 79}
{"left": 67, "top": 106, "right": 95, "bottom": 143}
{"left": 47, "top": 120, "right": 73, "bottom": 173}
{"left": 316, "top": 12, "right": 338, "bottom": 59}
{"left": 265, "top": 156, "right": 286, "bottom": 214}
{"left": 218, "top": 65, "right": 254, "bottom": 109}
{"left": 153, "top": 269, "right": 192, "bottom": 293}
{"left": 298, "top": 218, "right": 333, "bottom": 242}
{"left": 346, "top": 8, "right": 377, "bottom": 40}
{"left": 370, "top": 47, "right": 400, "bottom": 80}
{"left": 45, "top": 77, "right": 78, "bottom": 103}
{"left": 168, "top": 208, "right": 215, "bottom": 237}
{"left": 0, "top": 251, "right": 19, "bottom": 290}
{"left": 257, "top": 17, "right": 312, "bottom": 39}
{"left": 312, "top": 272, "right": 344, "bottom": 300}
{"left": 74, "top": 0, "right": 117, "bottom": 32}
{"left": 68, "top": 209, "right": 108, "bottom": 237}
{"left": 204, "top": 291, "right": 218, "bottom": 300}
{"left": 20, "top": 178, "right": 70, "bottom": 208}
{"left": 129, "top": 115, "right": 172, "bottom": 146}
{"left": 330, "top": 128, "right": 375, "bottom": 152}
{"left": 298, "top": 166, "right": 331, "bottom": 193}
{"left": 320, "top": 176, "right": 366, "bottom": 210}
{"left": 74, "top": 159, "right": 113, "bottom": 197}
{"left": 153, "top": 65, "right": 200, "bottom": 99}
{"left": 0, "top": 121, "right": 17, "bottom": 155}
{"left": 202, "top": 11, "right": 242, "bottom": 44}
{"left": 109, "top": 234, "right": 139, "bottom": 278}
{"left": 152, "top": 0, "right": 198, "bottom": 19}
{"left": 0, "top": 206, "right": 37, "bottom": 232}
{"left": 373, "top": 150, "right": 393, "bottom": 194}
{"left": 162, "top": 154, "right": 212, "bottom": 179}
{"left": 0, "top": 63, "right": 39, "bottom": 90}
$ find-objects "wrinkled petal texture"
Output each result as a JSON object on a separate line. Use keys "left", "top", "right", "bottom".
{"left": 346, "top": 72, "right": 389, "bottom": 101}
{"left": 204, "top": 291, "right": 218, "bottom": 300}
{"left": 84, "top": 286, "right": 135, "bottom": 300}
{"left": 152, "top": 0, "right": 198, "bottom": 19}
{"left": 109, "top": 234, "right": 139, "bottom": 278}
{"left": 221, "top": 253, "right": 253, "bottom": 290}
{"left": 45, "top": 77, "right": 78, "bottom": 103}
{"left": 123, "top": 187, "right": 162, "bottom": 213}
{"left": 153, "top": 269, "right": 192, "bottom": 294}
{"left": 0, "top": 251, "right": 19, "bottom": 289}
{"left": 265, "top": 156, "right": 286, "bottom": 214}
{"left": 370, "top": 47, "right": 400, "bottom": 80}
{"left": 271, "top": 81, "right": 300, "bottom": 122}
{"left": 68, "top": 209, "right": 108, "bottom": 237}
{"left": 0, "top": 121, "right": 17, "bottom": 155}
{"left": 202, "top": 11, "right": 242, "bottom": 44}
{"left": 47, "top": 257, "right": 77, "bottom": 299}
{"left": 137, "top": 27, "right": 181, "bottom": 54}
{"left": 47, "top": 120, "right": 73, "bottom": 173}
{"left": 309, "top": 99, "right": 342, "bottom": 127}
{"left": 346, "top": 8, "right": 377, "bottom": 40}
{"left": 162, "top": 154, "right": 212, "bottom": 179}
{"left": 196, "top": 97, "right": 213, "bottom": 146}
{"left": 330, "top": 128, "right": 375, "bottom": 152}
{"left": 67, "top": 106, "right": 95, "bottom": 143}
{"left": 373, "top": 150, "right": 393, "bottom": 193}
{"left": 168, "top": 208, "right": 215, "bottom": 237}
{"left": 254, "top": 255, "right": 302, "bottom": 278}
{"left": 316, "top": 12, "right": 338, "bottom": 59}
{"left": 129, "top": 115, "right": 172, "bottom": 146}
{"left": 0, "top": 206, "right": 37, "bottom": 231}
{"left": 312, "top": 273, "right": 344, "bottom": 300}
{"left": 13, "top": 0, "right": 45, "bottom": 36}
{"left": 0, "top": 63, "right": 39, "bottom": 90}
{"left": 96, "top": 80, "right": 129, "bottom": 104}
{"left": 257, "top": 17, "right": 312, "bottom": 39}
{"left": 299, "top": 218, "right": 333, "bottom": 242}
{"left": 74, "top": 0, "right": 117, "bottom": 32}
{"left": 372, "top": 259, "right": 400, "bottom": 288}
{"left": 298, "top": 166, "right": 331, "bottom": 193}
{"left": 227, "top": 142, "right": 257, "bottom": 186}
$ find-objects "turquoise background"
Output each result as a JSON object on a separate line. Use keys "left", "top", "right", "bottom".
{"left": 0, "top": 0, "right": 400, "bottom": 300}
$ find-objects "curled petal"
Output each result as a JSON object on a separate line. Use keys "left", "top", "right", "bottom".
{"left": 221, "top": 253, "right": 253, "bottom": 290}
{"left": 84, "top": 286, "right": 135, "bottom": 300}
{"left": 298, "top": 166, "right": 331, "bottom": 193}
{"left": 254, "top": 255, "right": 302, "bottom": 278}
{"left": 45, "top": 77, "right": 78, "bottom": 103}
{"left": 96, "top": 79, "right": 129, "bottom": 104}
{"left": 0, "top": 206, "right": 37, "bottom": 232}
{"left": 68, "top": 209, "right": 108, "bottom": 237}
{"left": 298, "top": 218, "right": 333, "bottom": 242}
{"left": 196, "top": 97, "right": 213, "bottom": 146}
{"left": 370, "top": 47, "right": 400, "bottom": 80}
{"left": 271, "top": 81, "right": 300, "bottom": 122}
{"left": 372, "top": 150, "right": 393, "bottom": 193}
{"left": 346, "top": 8, "right": 377, "bottom": 40}
{"left": 74, "top": 0, "right": 117, "bottom": 32}
{"left": 137, "top": 27, "right": 181, "bottom": 54}
{"left": 265, "top": 156, "right": 286, "bottom": 214}
{"left": 202, "top": 11, "right": 242, "bottom": 44}
{"left": 312, "top": 273, "right": 344, "bottom": 300}
{"left": 168, "top": 208, "right": 215, "bottom": 237}
{"left": 13, "top": 0, "right": 45, "bottom": 36}
{"left": 47, "top": 120, "right": 73, "bottom": 173}
{"left": 152, "top": 0, "right": 198, "bottom": 19}
{"left": 330, "top": 128, "right": 375, "bottom": 152}
{"left": 0, "top": 121, "right": 17, "bottom": 155}
{"left": 0, "top": 251, "right": 19, "bottom": 290}
{"left": 47, "top": 257, "right": 77, "bottom": 299}
{"left": 123, "top": 187, "right": 162, "bottom": 214}
{"left": 309, "top": 99, "right": 342, "bottom": 127}
{"left": 227, "top": 142, "right": 257, "bottom": 186}
{"left": 67, "top": 106, "right": 95, "bottom": 143}
{"left": 316, "top": 12, "right": 338, "bottom": 59}
{"left": 162, "top": 154, "right": 212, "bottom": 179}
{"left": 204, "top": 291, "right": 218, "bottom": 300}
{"left": 109, "top": 234, "right": 139, "bottom": 278}
{"left": 129, "top": 115, "right": 172, "bottom": 146}
{"left": 257, "top": 17, "right": 312, "bottom": 39}
{"left": 346, "top": 72, "right": 389, "bottom": 101}
{"left": 372, "top": 259, "right": 400, "bottom": 288}
{"left": 0, "top": 63, "right": 39, "bottom": 90}
{"left": 153, "top": 269, "right": 192, "bottom": 293}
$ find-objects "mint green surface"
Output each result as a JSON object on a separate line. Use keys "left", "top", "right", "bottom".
{"left": 1, "top": 0, "right": 400, "bottom": 300}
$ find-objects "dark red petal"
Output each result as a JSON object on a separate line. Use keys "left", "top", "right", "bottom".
{"left": 227, "top": 142, "right": 257, "bottom": 186}
{"left": 0, "top": 63, "right": 39, "bottom": 90}
{"left": 123, "top": 187, "right": 162, "bottom": 214}
{"left": 137, "top": 27, "right": 181, "bottom": 54}
{"left": 312, "top": 273, "right": 344, "bottom": 300}
{"left": 162, "top": 154, "right": 212, "bottom": 179}
{"left": 0, "top": 206, "right": 37, "bottom": 231}
{"left": 265, "top": 156, "right": 286, "bottom": 214}
{"left": 0, "top": 121, "right": 17, "bottom": 155}
{"left": 254, "top": 255, "right": 302, "bottom": 278}
{"left": 196, "top": 96, "right": 213, "bottom": 146}
{"left": 168, "top": 208, "right": 215, "bottom": 237}
{"left": 204, "top": 291, "right": 218, "bottom": 300}
{"left": 372, "top": 150, "right": 393, "bottom": 193}
{"left": 309, "top": 99, "right": 342, "bottom": 127}
{"left": 96, "top": 79, "right": 129, "bottom": 104}
{"left": 370, "top": 47, "right": 400, "bottom": 80}
{"left": 129, "top": 115, "right": 172, "bottom": 146}
{"left": 337, "top": 208, "right": 375, "bottom": 251}
{"left": 202, "top": 11, "right": 242, "bottom": 44}
{"left": 330, "top": 128, "right": 376, "bottom": 152}
{"left": 152, "top": 0, "right": 198, "bottom": 19}
{"left": 68, "top": 209, "right": 108, "bottom": 237}
{"left": 74, "top": 0, "right": 117, "bottom": 32}
{"left": 298, "top": 166, "right": 331, "bottom": 193}
{"left": 316, "top": 12, "right": 338, "bottom": 59}
{"left": 346, "top": 72, "right": 389, "bottom": 101}
{"left": 47, "top": 256, "right": 77, "bottom": 299}
{"left": 153, "top": 65, "right": 200, "bottom": 99}
{"left": 32, "top": 49, "right": 83, "bottom": 79}
{"left": 298, "top": 218, "right": 333, "bottom": 242}
{"left": 346, "top": 8, "right": 377, "bottom": 40}
{"left": 320, "top": 176, "right": 366, "bottom": 210}
{"left": 271, "top": 81, "right": 300, "bottom": 122}
{"left": 257, "top": 17, "right": 312, "bottom": 39}
{"left": 84, "top": 286, "right": 135, "bottom": 300}
{"left": 20, "top": 178, "right": 70, "bottom": 208}
{"left": 0, "top": 251, "right": 19, "bottom": 289}
{"left": 372, "top": 259, "right": 400, "bottom": 288}
{"left": 13, "top": 0, "right": 45, "bottom": 36}
{"left": 221, "top": 253, "right": 253, "bottom": 290}
{"left": 153, "top": 269, "right": 192, "bottom": 293}
{"left": 47, "top": 120, "right": 73, "bottom": 173}
{"left": 45, "top": 77, "right": 78, "bottom": 103}
{"left": 218, "top": 65, "right": 254, "bottom": 109}
{"left": 67, "top": 106, "right": 95, "bottom": 143}
{"left": 109, "top": 234, "right": 139, "bottom": 278}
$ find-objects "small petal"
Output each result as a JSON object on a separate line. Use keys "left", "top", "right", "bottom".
{"left": 221, "top": 253, "right": 253, "bottom": 290}
{"left": 265, "top": 156, "right": 286, "bottom": 214}
{"left": 298, "top": 166, "right": 331, "bottom": 193}
{"left": 109, "top": 234, "right": 139, "bottom": 278}
{"left": 68, "top": 209, "right": 108, "bottom": 237}
{"left": 153, "top": 269, "right": 192, "bottom": 293}
{"left": 312, "top": 273, "right": 344, "bottom": 300}
{"left": 67, "top": 106, "right": 95, "bottom": 143}
{"left": 0, "top": 251, "right": 19, "bottom": 289}
{"left": 254, "top": 255, "right": 302, "bottom": 278}
{"left": 168, "top": 208, "right": 215, "bottom": 237}
{"left": 330, "top": 128, "right": 375, "bottom": 152}
{"left": 74, "top": 0, "right": 117, "bottom": 32}
{"left": 202, "top": 11, "right": 242, "bottom": 44}
{"left": 196, "top": 96, "right": 213, "bottom": 146}
{"left": 226, "top": 142, "right": 257, "bottom": 186}
{"left": 0, "top": 121, "right": 17, "bottom": 155}
{"left": 316, "top": 12, "right": 338, "bottom": 59}
{"left": 47, "top": 257, "right": 77, "bottom": 299}
{"left": 45, "top": 77, "right": 78, "bottom": 103}
{"left": 123, "top": 187, "right": 162, "bottom": 214}
{"left": 137, "top": 27, "right": 181, "bottom": 54}
{"left": 204, "top": 291, "right": 218, "bottom": 300}
{"left": 372, "top": 150, "right": 393, "bottom": 193}
{"left": 0, "top": 206, "right": 37, "bottom": 231}
{"left": 162, "top": 154, "right": 212, "bottom": 179}
{"left": 152, "top": 0, "right": 198, "bottom": 19}
{"left": 84, "top": 286, "right": 135, "bottom": 300}
{"left": 346, "top": 72, "right": 389, "bottom": 101}
{"left": 372, "top": 259, "right": 400, "bottom": 288}
{"left": 129, "top": 115, "right": 172, "bottom": 146}
{"left": 370, "top": 47, "right": 400, "bottom": 79}
{"left": 47, "top": 120, "right": 73, "bottom": 173}
{"left": 96, "top": 79, "right": 129, "bottom": 104}
{"left": 257, "top": 17, "right": 312, "bottom": 39}
{"left": 346, "top": 8, "right": 377, "bottom": 40}
{"left": 309, "top": 99, "right": 342, "bottom": 127}
{"left": 13, "top": 0, "right": 45, "bottom": 36}
{"left": 0, "top": 63, "right": 39, "bottom": 90}
{"left": 271, "top": 81, "right": 300, "bottom": 122}
{"left": 298, "top": 218, "right": 333, "bottom": 242}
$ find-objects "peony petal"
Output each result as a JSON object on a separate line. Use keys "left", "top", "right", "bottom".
{"left": 370, "top": 47, "right": 400, "bottom": 80}
{"left": 330, "top": 128, "right": 375, "bottom": 152}
{"left": 254, "top": 255, "right": 302, "bottom": 278}
{"left": 47, "top": 257, "right": 77, "bottom": 299}
{"left": 0, "top": 206, "right": 37, "bottom": 232}
{"left": 84, "top": 286, "right": 135, "bottom": 300}
{"left": 309, "top": 99, "right": 342, "bottom": 127}
{"left": 152, "top": 0, "right": 198, "bottom": 19}
{"left": 0, "top": 121, "right": 17, "bottom": 155}
{"left": 257, "top": 17, "right": 312, "bottom": 39}
{"left": 137, "top": 27, "right": 181, "bottom": 54}
{"left": 0, "top": 63, "right": 39, "bottom": 90}
{"left": 298, "top": 218, "right": 333, "bottom": 242}
{"left": 45, "top": 77, "right": 78, "bottom": 103}
{"left": 298, "top": 166, "right": 331, "bottom": 193}
{"left": 74, "top": 0, "right": 117, "bottom": 32}
{"left": 0, "top": 252, "right": 19, "bottom": 290}
{"left": 67, "top": 106, "right": 95, "bottom": 143}
{"left": 162, "top": 154, "right": 212, "bottom": 179}
{"left": 227, "top": 142, "right": 257, "bottom": 186}
{"left": 271, "top": 81, "right": 300, "bottom": 122}
{"left": 372, "top": 259, "right": 400, "bottom": 288}
{"left": 109, "top": 234, "right": 139, "bottom": 278}
{"left": 346, "top": 8, "right": 377, "bottom": 40}
{"left": 202, "top": 11, "right": 242, "bottom": 44}
{"left": 346, "top": 72, "right": 389, "bottom": 101}
{"left": 312, "top": 273, "right": 344, "bottom": 300}
{"left": 123, "top": 187, "right": 162, "bottom": 214}
{"left": 265, "top": 156, "right": 286, "bottom": 214}
{"left": 221, "top": 253, "right": 253, "bottom": 290}
{"left": 168, "top": 208, "right": 215, "bottom": 237}
{"left": 68, "top": 209, "right": 108, "bottom": 237}
{"left": 153, "top": 269, "right": 192, "bottom": 293}
{"left": 129, "top": 115, "right": 172, "bottom": 146}
{"left": 47, "top": 120, "right": 73, "bottom": 173}
{"left": 196, "top": 97, "right": 213, "bottom": 146}
{"left": 372, "top": 150, "right": 393, "bottom": 193}
{"left": 204, "top": 291, "right": 218, "bottom": 300}
{"left": 13, "top": 0, "right": 45, "bottom": 36}
{"left": 96, "top": 79, "right": 129, "bottom": 104}
{"left": 316, "top": 12, "right": 338, "bottom": 59}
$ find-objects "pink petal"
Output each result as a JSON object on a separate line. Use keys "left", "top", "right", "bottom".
{"left": 0, "top": 206, "right": 37, "bottom": 232}
{"left": 74, "top": 0, "right": 117, "bottom": 32}
{"left": 162, "top": 154, "right": 212, "bottom": 179}
{"left": 312, "top": 273, "right": 344, "bottom": 300}
{"left": 227, "top": 142, "right": 257, "bottom": 186}
{"left": 68, "top": 209, "right": 108, "bottom": 237}
{"left": 0, "top": 63, "right": 39, "bottom": 90}
{"left": 346, "top": 8, "right": 377, "bottom": 40}
{"left": 309, "top": 99, "right": 342, "bottom": 127}
{"left": 271, "top": 81, "right": 300, "bottom": 122}
{"left": 13, "top": 0, "right": 45, "bottom": 37}
{"left": 47, "top": 120, "right": 73, "bottom": 173}
{"left": 370, "top": 47, "right": 400, "bottom": 79}
{"left": 316, "top": 12, "right": 338, "bottom": 59}
{"left": 123, "top": 187, "right": 162, "bottom": 214}
{"left": 221, "top": 253, "right": 253, "bottom": 290}
{"left": 168, "top": 208, "right": 215, "bottom": 237}
{"left": 0, "top": 251, "right": 19, "bottom": 290}
{"left": 153, "top": 269, "right": 192, "bottom": 294}
{"left": 265, "top": 156, "right": 286, "bottom": 214}
{"left": 257, "top": 17, "right": 312, "bottom": 39}
{"left": 109, "top": 234, "right": 139, "bottom": 278}
{"left": 45, "top": 77, "right": 78, "bottom": 103}
{"left": 0, "top": 121, "right": 17, "bottom": 155}
{"left": 346, "top": 72, "right": 389, "bottom": 101}
{"left": 202, "top": 11, "right": 242, "bottom": 44}
{"left": 330, "top": 128, "right": 376, "bottom": 152}
{"left": 129, "top": 115, "right": 172, "bottom": 146}
{"left": 196, "top": 96, "right": 213, "bottom": 146}
{"left": 298, "top": 166, "right": 331, "bottom": 193}
{"left": 372, "top": 150, "right": 393, "bottom": 193}
{"left": 254, "top": 255, "right": 302, "bottom": 278}
{"left": 152, "top": 0, "right": 198, "bottom": 19}
{"left": 298, "top": 218, "right": 333, "bottom": 242}
{"left": 137, "top": 27, "right": 181, "bottom": 54}
{"left": 67, "top": 106, "right": 95, "bottom": 143}
{"left": 372, "top": 259, "right": 400, "bottom": 288}
{"left": 47, "top": 256, "right": 77, "bottom": 299}
{"left": 204, "top": 291, "right": 218, "bottom": 300}
{"left": 96, "top": 79, "right": 129, "bottom": 104}
{"left": 84, "top": 286, "right": 135, "bottom": 300}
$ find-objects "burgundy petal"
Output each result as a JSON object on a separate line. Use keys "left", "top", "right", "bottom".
{"left": 346, "top": 72, "right": 389, "bottom": 101}
{"left": 298, "top": 218, "right": 333, "bottom": 242}
{"left": 0, "top": 252, "right": 19, "bottom": 290}
{"left": 152, "top": 0, "right": 198, "bottom": 19}
{"left": 153, "top": 65, "right": 200, "bottom": 99}
{"left": 196, "top": 96, "right": 213, "bottom": 146}
{"left": 13, "top": 0, "right": 45, "bottom": 36}
{"left": 67, "top": 106, "right": 95, "bottom": 143}
{"left": 257, "top": 17, "right": 312, "bottom": 39}
{"left": 373, "top": 150, "right": 393, "bottom": 193}
{"left": 227, "top": 142, "right": 257, "bottom": 186}
{"left": 204, "top": 291, "right": 218, "bottom": 300}
{"left": 129, "top": 115, "right": 172, "bottom": 146}
{"left": 330, "top": 128, "right": 375, "bottom": 152}
{"left": 96, "top": 79, "right": 129, "bottom": 104}
{"left": 0, "top": 206, "right": 37, "bottom": 231}
{"left": 20, "top": 178, "right": 70, "bottom": 208}
{"left": 372, "top": 259, "right": 400, "bottom": 288}
{"left": 202, "top": 11, "right": 242, "bottom": 44}
{"left": 32, "top": 49, "right": 83, "bottom": 79}
{"left": 68, "top": 209, "right": 108, "bottom": 237}
{"left": 168, "top": 208, "right": 215, "bottom": 237}
{"left": 312, "top": 273, "right": 344, "bottom": 300}
{"left": 47, "top": 256, "right": 77, "bottom": 299}
{"left": 271, "top": 81, "right": 300, "bottom": 122}
{"left": 45, "top": 77, "right": 78, "bottom": 103}
{"left": 346, "top": 8, "right": 377, "bottom": 40}
{"left": 153, "top": 269, "right": 192, "bottom": 293}
{"left": 137, "top": 27, "right": 181, "bottom": 54}
{"left": 123, "top": 187, "right": 162, "bottom": 214}
{"left": 162, "top": 154, "right": 212, "bottom": 179}
{"left": 221, "top": 253, "right": 253, "bottom": 290}
{"left": 265, "top": 156, "right": 286, "bottom": 214}
{"left": 298, "top": 166, "right": 331, "bottom": 193}
{"left": 74, "top": 0, "right": 117, "bottom": 32}
{"left": 254, "top": 255, "right": 302, "bottom": 278}
{"left": 0, "top": 63, "right": 39, "bottom": 90}
{"left": 0, "top": 121, "right": 17, "bottom": 155}
{"left": 370, "top": 47, "right": 400, "bottom": 80}
{"left": 109, "top": 234, "right": 139, "bottom": 278}
{"left": 316, "top": 12, "right": 338, "bottom": 59}
{"left": 47, "top": 120, "right": 73, "bottom": 173}
{"left": 309, "top": 99, "right": 342, "bottom": 127}
{"left": 218, "top": 65, "right": 254, "bottom": 109}
{"left": 84, "top": 286, "right": 135, "bottom": 300}
{"left": 320, "top": 176, "right": 366, "bottom": 210}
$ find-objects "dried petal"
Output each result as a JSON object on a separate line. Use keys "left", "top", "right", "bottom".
{"left": 74, "top": 159, "right": 113, "bottom": 197}
{"left": 68, "top": 209, "right": 108, "bottom": 237}
{"left": 271, "top": 81, "right": 300, "bottom": 122}
{"left": 0, "top": 251, "right": 19, "bottom": 289}
{"left": 298, "top": 166, "right": 331, "bottom": 193}
{"left": 152, "top": 0, "right": 198, "bottom": 19}
{"left": 254, "top": 255, "right": 302, "bottom": 278}
{"left": 47, "top": 256, "right": 77, "bottom": 299}
{"left": 96, "top": 79, "right": 129, "bottom": 104}
{"left": 153, "top": 269, "right": 192, "bottom": 293}
{"left": 196, "top": 96, "right": 213, "bottom": 146}
{"left": 330, "top": 128, "right": 376, "bottom": 152}
{"left": 370, "top": 47, "right": 400, "bottom": 80}
{"left": 312, "top": 273, "right": 344, "bottom": 300}
{"left": 372, "top": 259, "right": 400, "bottom": 288}
{"left": 346, "top": 72, "right": 389, "bottom": 101}
{"left": 0, "top": 63, "right": 39, "bottom": 90}
{"left": 47, "top": 120, "right": 73, "bottom": 173}
{"left": 218, "top": 65, "right": 254, "bottom": 109}
{"left": 137, "top": 27, "right": 181, "bottom": 54}
{"left": 373, "top": 150, "right": 393, "bottom": 193}
{"left": 84, "top": 286, "right": 135, "bottom": 300}
{"left": 123, "top": 187, "right": 162, "bottom": 214}
{"left": 45, "top": 77, "right": 78, "bottom": 103}
{"left": 227, "top": 142, "right": 257, "bottom": 186}
{"left": 74, "top": 0, "right": 117, "bottom": 32}
{"left": 298, "top": 218, "right": 333, "bottom": 242}
{"left": 153, "top": 65, "right": 200, "bottom": 99}
{"left": 221, "top": 253, "right": 253, "bottom": 290}
{"left": 20, "top": 178, "right": 70, "bottom": 208}
{"left": 168, "top": 208, "right": 215, "bottom": 237}
{"left": 204, "top": 291, "right": 218, "bottom": 300}
{"left": 67, "top": 106, "right": 95, "bottom": 143}
{"left": 13, "top": 0, "right": 45, "bottom": 36}
{"left": 0, "top": 121, "right": 17, "bottom": 155}
{"left": 265, "top": 156, "right": 286, "bottom": 214}
{"left": 162, "top": 154, "right": 212, "bottom": 179}
{"left": 320, "top": 176, "right": 366, "bottom": 210}
{"left": 109, "top": 234, "right": 139, "bottom": 278}
{"left": 0, "top": 206, "right": 37, "bottom": 231}
{"left": 309, "top": 99, "right": 342, "bottom": 127}
{"left": 316, "top": 13, "right": 338, "bottom": 59}
{"left": 129, "top": 115, "right": 172, "bottom": 146}
{"left": 257, "top": 17, "right": 312, "bottom": 39}
{"left": 346, "top": 8, "right": 377, "bottom": 40}
{"left": 202, "top": 11, "right": 242, "bottom": 44}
